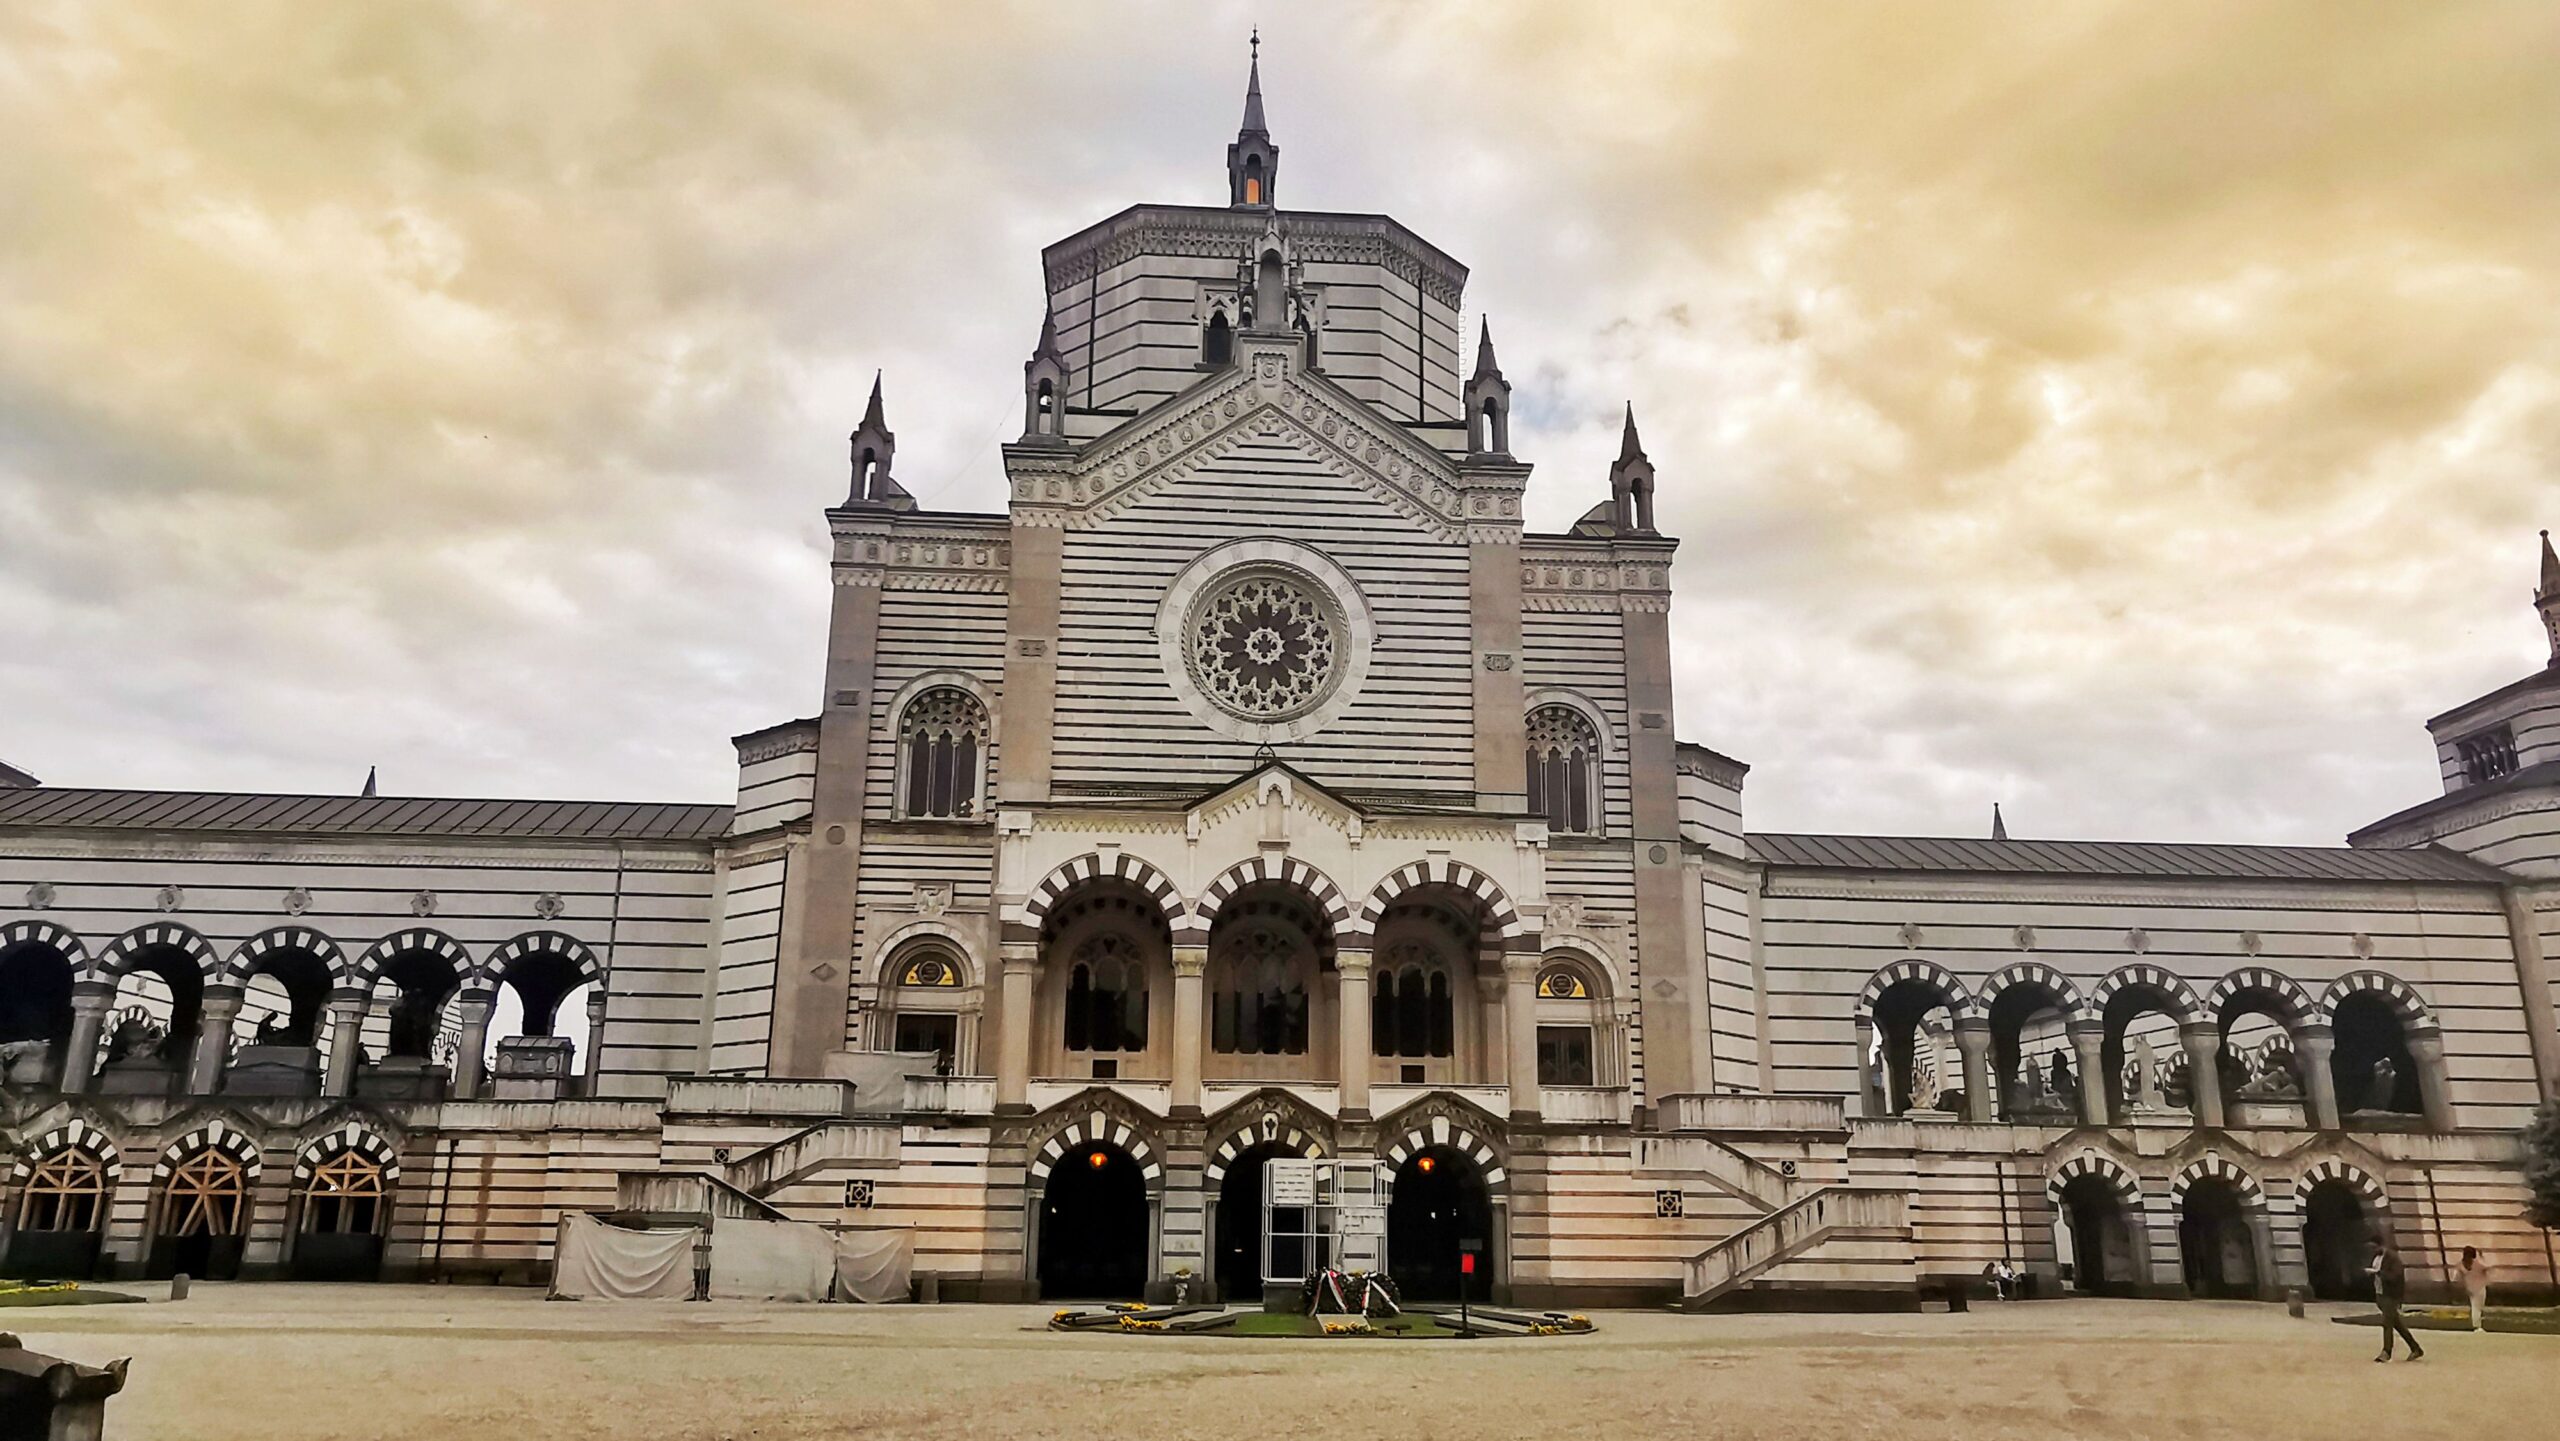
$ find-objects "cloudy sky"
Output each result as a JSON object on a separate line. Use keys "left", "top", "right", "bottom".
{"left": 3, "top": 1, "right": 2555, "bottom": 845}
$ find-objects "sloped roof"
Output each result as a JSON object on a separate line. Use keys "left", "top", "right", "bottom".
{"left": 0, "top": 787, "right": 732, "bottom": 842}
{"left": 1745, "top": 832, "right": 2510, "bottom": 885}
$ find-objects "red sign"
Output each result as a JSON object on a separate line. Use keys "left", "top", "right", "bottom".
{"left": 1460, "top": 1253, "right": 1476, "bottom": 1276}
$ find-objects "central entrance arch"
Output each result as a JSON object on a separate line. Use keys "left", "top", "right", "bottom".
{"left": 2301, "top": 1179, "right": 2375, "bottom": 1300}
{"left": 1037, "top": 1142, "right": 1148, "bottom": 1300}
{"left": 2177, "top": 1176, "right": 2262, "bottom": 1299}
{"left": 1212, "top": 1141, "right": 1314, "bottom": 1301}
{"left": 2056, "top": 1174, "right": 2141, "bottom": 1295}
{"left": 1386, "top": 1146, "right": 1492, "bottom": 1302}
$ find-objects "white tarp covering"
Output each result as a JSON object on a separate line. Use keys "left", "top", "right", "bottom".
{"left": 708, "top": 1217, "right": 836, "bottom": 1302}
{"left": 834, "top": 1229, "right": 915, "bottom": 1304}
{"left": 549, "top": 1213, "right": 699, "bottom": 1301}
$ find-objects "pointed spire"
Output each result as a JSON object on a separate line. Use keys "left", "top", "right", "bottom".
{"left": 1241, "top": 29, "right": 1268, "bottom": 135}
{"left": 2539, "top": 529, "right": 2558, "bottom": 595}
{"left": 1472, "top": 318, "right": 1501, "bottom": 381}
{"left": 1991, "top": 803, "right": 2008, "bottom": 841}
{"left": 360, "top": 765, "right": 377, "bottom": 798}
{"left": 2538, "top": 529, "right": 2560, "bottom": 664}
{"left": 1618, "top": 403, "right": 1646, "bottom": 464}
{"left": 1034, "top": 310, "right": 1059, "bottom": 358}
{"left": 861, "top": 370, "right": 886, "bottom": 429}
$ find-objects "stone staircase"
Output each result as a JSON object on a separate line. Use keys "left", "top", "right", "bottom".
{"left": 1681, "top": 1185, "right": 1909, "bottom": 1309}
{"left": 722, "top": 1119, "right": 901, "bottom": 1199}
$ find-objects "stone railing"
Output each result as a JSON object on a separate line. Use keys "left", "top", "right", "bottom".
{"left": 662, "top": 1077, "right": 858, "bottom": 1120}
{"left": 1683, "top": 1185, "right": 1907, "bottom": 1306}
{"left": 615, "top": 1169, "right": 789, "bottom": 1223}
{"left": 902, "top": 1075, "right": 998, "bottom": 1114}
{"left": 1538, "top": 1086, "right": 1632, "bottom": 1125}
{"left": 725, "top": 1120, "right": 902, "bottom": 1197}
{"left": 1656, "top": 1093, "right": 1847, "bottom": 1134}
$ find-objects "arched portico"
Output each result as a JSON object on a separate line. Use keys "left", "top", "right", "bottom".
{"left": 2045, "top": 1153, "right": 2150, "bottom": 1295}
{"left": 0, "top": 920, "right": 86, "bottom": 1088}
{"left": 1856, "top": 961, "right": 1976, "bottom": 1119}
{"left": 1025, "top": 1106, "right": 1165, "bottom": 1302}
{"left": 2171, "top": 1157, "right": 2276, "bottom": 1300}
{"left": 2321, "top": 973, "right": 2451, "bottom": 1131}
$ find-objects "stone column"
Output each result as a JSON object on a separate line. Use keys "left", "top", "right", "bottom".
{"left": 1955, "top": 1019, "right": 1995, "bottom": 1124}
{"left": 995, "top": 944, "right": 1037, "bottom": 1114}
{"left": 188, "top": 985, "right": 244, "bottom": 1096}
{"left": 321, "top": 988, "right": 368, "bottom": 1098}
{"left": 451, "top": 989, "right": 495, "bottom": 1100}
{"left": 1336, "top": 947, "right": 1373, "bottom": 1119}
{"left": 2408, "top": 1029, "right": 2456, "bottom": 1132}
{"left": 2499, "top": 884, "right": 2559, "bottom": 1100}
{"left": 60, "top": 982, "right": 114, "bottom": 1095}
{"left": 1474, "top": 974, "right": 1506, "bottom": 1084}
{"left": 584, "top": 990, "right": 609, "bottom": 1093}
{"left": 2179, "top": 1024, "right": 2225, "bottom": 1130}
{"left": 1503, "top": 951, "right": 1540, "bottom": 1123}
{"left": 2068, "top": 1023, "right": 2109, "bottom": 1127}
{"left": 1170, "top": 947, "right": 1207, "bottom": 1118}
{"left": 2295, "top": 1025, "right": 2342, "bottom": 1130}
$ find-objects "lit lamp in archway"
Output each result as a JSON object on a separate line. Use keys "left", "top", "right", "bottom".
{"left": 1416, "top": 1155, "right": 1436, "bottom": 1174}
{"left": 1088, "top": 1150, "right": 1109, "bottom": 1170}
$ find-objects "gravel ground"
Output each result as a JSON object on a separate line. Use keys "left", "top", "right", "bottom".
{"left": 12, "top": 1285, "right": 2551, "bottom": 1440}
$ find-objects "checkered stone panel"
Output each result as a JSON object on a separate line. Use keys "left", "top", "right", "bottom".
{"left": 2206, "top": 968, "right": 2316, "bottom": 1026}
{"left": 0, "top": 920, "right": 89, "bottom": 973}
{"left": 9, "top": 1119, "right": 120, "bottom": 1181}
{"left": 1356, "top": 859, "right": 1523, "bottom": 940}
{"left": 1021, "top": 853, "right": 1186, "bottom": 931}
{"left": 1654, "top": 1189, "right": 1684, "bottom": 1219}
{"left": 1028, "top": 1111, "right": 1165, "bottom": 1188}
{"left": 154, "top": 1119, "right": 262, "bottom": 1181}
{"left": 2170, "top": 1154, "right": 2265, "bottom": 1207}
{"left": 291, "top": 1124, "right": 400, "bottom": 1185}
{"left": 353, "top": 928, "right": 476, "bottom": 987}
{"left": 225, "top": 928, "right": 349, "bottom": 987}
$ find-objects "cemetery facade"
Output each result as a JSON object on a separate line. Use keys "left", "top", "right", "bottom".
{"left": 2, "top": 55, "right": 2557, "bottom": 1309}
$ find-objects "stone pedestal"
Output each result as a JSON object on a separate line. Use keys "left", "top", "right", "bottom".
{"left": 355, "top": 1057, "right": 451, "bottom": 1101}
{"left": 224, "top": 1044, "right": 322, "bottom": 1097}
{"left": 94, "top": 1058, "right": 183, "bottom": 1097}
{"left": 2227, "top": 1098, "right": 2307, "bottom": 1129}
{"left": 491, "top": 1035, "right": 575, "bottom": 1100}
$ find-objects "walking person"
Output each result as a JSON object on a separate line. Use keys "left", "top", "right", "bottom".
{"left": 2366, "top": 1237, "right": 2423, "bottom": 1362}
{"left": 2456, "top": 1246, "right": 2490, "bottom": 1332}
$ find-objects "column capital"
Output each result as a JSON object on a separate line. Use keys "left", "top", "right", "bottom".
{"left": 2294, "top": 1023, "right": 2335, "bottom": 1046}
{"left": 1173, "top": 953, "right": 1207, "bottom": 980}
{"left": 2178, "top": 1021, "right": 2223, "bottom": 1044}
{"left": 1333, "top": 947, "right": 1373, "bottom": 978}
{"left": 328, "top": 987, "right": 372, "bottom": 1008}
{"left": 198, "top": 987, "right": 246, "bottom": 1015}
{"left": 69, "top": 982, "right": 117, "bottom": 1010}
{"left": 1501, "top": 951, "right": 1541, "bottom": 981}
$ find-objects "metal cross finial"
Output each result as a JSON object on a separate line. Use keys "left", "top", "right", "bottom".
{"left": 1251, "top": 28, "right": 1259, "bottom": 62}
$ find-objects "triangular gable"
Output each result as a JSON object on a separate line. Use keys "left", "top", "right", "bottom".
{"left": 1023, "top": 335, "right": 1471, "bottom": 540}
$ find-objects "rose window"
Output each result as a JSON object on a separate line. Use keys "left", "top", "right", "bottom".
{"left": 1189, "top": 572, "right": 1341, "bottom": 720}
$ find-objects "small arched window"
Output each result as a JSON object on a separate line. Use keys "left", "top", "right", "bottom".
{"left": 1203, "top": 310, "right": 1233, "bottom": 366}
{"left": 900, "top": 687, "right": 988, "bottom": 819}
{"left": 1243, "top": 157, "right": 1264, "bottom": 206}
{"left": 1035, "top": 378, "right": 1058, "bottom": 433}
{"left": 1065, "top": 934, "right": 1148, "bottom": 1053}
{"left": 1525, "top": 705, "right": 1600, "bottom": 835}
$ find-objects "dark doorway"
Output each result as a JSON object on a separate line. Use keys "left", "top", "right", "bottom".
{"left": 1386, "top": 1148, "right": 1491, "bottom": 1302}
{"left": 1038, "top": 1144, "right": 1147, "bottom": 1300}
{"left": 1213, "top": 1143, "right": 1312, "bottom": 1301}
{"left": 893, "top": 1013, "right": 957, "bottom": 1075}
{"left": 2178, "top": 1178, "right": 2260, "bottom": 1299}
{"left": 2301, "top": 1182, "right": 2372, "bottom": 1301}
{"left": 2059, "top": 1175, "right": 2139, "bottom": 1295}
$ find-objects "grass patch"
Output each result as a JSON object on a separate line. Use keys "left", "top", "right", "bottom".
{"left": 0, "top": 1286, "right": 145, "bottom": 1307}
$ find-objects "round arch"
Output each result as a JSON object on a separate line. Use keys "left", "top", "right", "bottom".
{"left": 2296, "top": 1159, "right": 2390, "bottom": 1301}
{"left": 1853, "top": 960, "right": 1974, "bottom": 1030}
{"left": 872, "top": 923, "right": 981, "bottom": 1075}
{"left": 3, "top": 1120, "right": 119, "bottom": 1277}
{"left": 1027, "top": 1109, "right": 1166, "bottom": 1193}
{"left": 1381, "top": 1134, "right": 1502, "bottom": 1302}
{"left": 1980, "top": 962, "right": 2087, "bottom": 1023}
{"left": 2298, "top": 1159, "right": 2389, "bottom": 1211}
{"left": 2172, "top": 1154, "right": 2272, "bottom": 1300}
{"left": 1021, "top": 853, "right": 1186, "bottom": 934}
{"left": 2319, "top": 972, "right": 2436, "bottom": 1032}
{"left": 223, "top": 928, "right": 349, "bottom": 988}
{"left": 1356, "top": 859, "right": 1523, "bottom": 943}
{"left": 2171, "top": 1154, "right": 2267, "bottom": 1208}
{"left": 289, "top": 1124, "right": 400, "bottom": 1281}
{"left": 9, "top": 1119, "right": 120, "bottom": 1182}
{"left": 152, "top": 1120, "right": 261, "bottom": 1184}
{"left": 291, "top": 1123, "right": 402, "bottom": 1186}
{"left": 2089, "top": 965, "right": 2203, "bottom": 1029}
{"left": 2207, "top": 968, "right": 2316, "bottom": 1027}
{"left": 1191, "top": 855, "right": 1353, "bottom": 941}
{"left": 2045, "top": 1150, "right": 2142, "bottom": 1206}
{"left": 1380, "top": 1113, "right": 1508, "bottom": 1194}
{"left": 352, "top": 929, "right": 474, "bottom": 988}
{"left": 96, "top": 923, "right": 218, "bottom": 982}
{"left": 0, "top": 920, "right": 90, "bottom": 973}
{"left": 482, "top": 931, "right": 602, "bottom": 991}
{"left": 2047, "top": 1151, "right": 2149, "bottom": 1296}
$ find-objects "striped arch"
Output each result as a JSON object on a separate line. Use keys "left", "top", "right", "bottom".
{"left": 1020, "top": 852, "right": 1186, "bottom": 933}
{"left": 1202, "top": 1113, "right": 1328, "bottom": 1186}
{"left": 95, "top": 923, "right": 218, "bottom": 982}
{"left": 2207, "top": 968, "right": 2316, "bottom": 1027}
{"left": 2045, "top": 1150, "right": 2143, "bottom": 1205}
{"left": 0, "top": 920, "right": 90, "bottom": 973}
{"left": 352, "top": 929, "right": 475, "bottom": 988}
{"left": 1027, "top": 1108, "right": 1166, "bottom": 1191}
{"left": 1980, "top": 962, "right": 2085, "bottom": 1021}
{"left": 481, "top": 931, "right": 602, "bottom": 990}
{"left": 2320, "top": 971, "right": 2436, "bottom": 1033}
{"left": 1190, "top": 855, "right": 1354, "bottom": 942}
{"left": 2297, "top": 1158, "right": 2389, "bottom": 1211}
{"left": 1357, "top": 859, "right": 1523, "bottom": 942}
{"left": 2170, "top": 1154, "right": 2266, "bottom": 1208}
{"left": 153, "top": 1118, "right": 262, "bottom": 1182}
{"left": 224, "top": 928, "right": 349, "bottom": 987}
{"left": 1853, "top": 960, "right": 1975, "bottom": 1029}
{"left": 8, "top": 1118, "right": 120, "bottom": 1181}
{"left": 1380, "top": 1114, "right": 1508, "bottom": 1193}
{"left": 2088, "top": 964, "right": 2204, "bottom": 1028}
{"left": 291, "top": 1123, "right": 400, "bottom": 1185}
